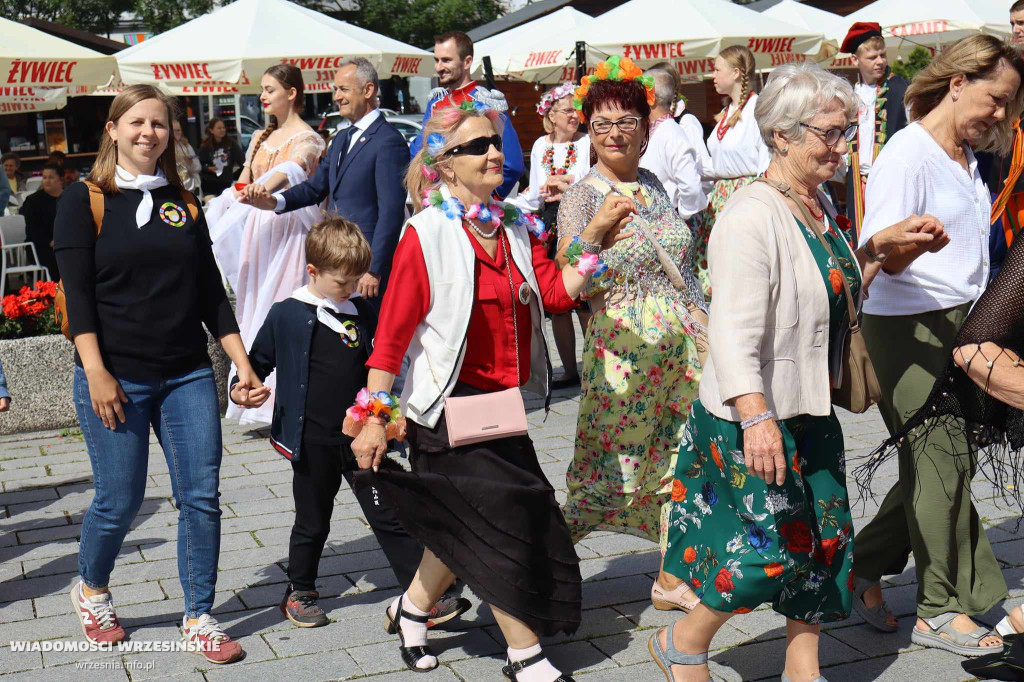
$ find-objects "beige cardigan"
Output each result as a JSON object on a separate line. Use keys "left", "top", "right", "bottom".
{"left": 698, "top": 181, "right": 861, "bottom": 421}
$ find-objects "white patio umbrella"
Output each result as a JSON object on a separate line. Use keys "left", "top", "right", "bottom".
{"left": 843, "top": 0, "right": 1011, "bottom": 56}
{"left": 0, "top": 16, "right": 117, "bottom": 89}
{"left": 0, "top": 86, "right": 68, "bottom": 114}
{"left": 472, "top": 7, "right": 596, "bottom": 85}
{"left": 585, "top": 0, "right": 835, "bottom": 82}
{"left": 115, "top": 0, "right": 433, "bottom": 94}
{"left": 762, "top": 1, "right": 854, "bottom": 69}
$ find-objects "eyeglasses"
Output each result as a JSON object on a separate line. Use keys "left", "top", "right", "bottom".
{"left": 800, "top": 122, "right": 858, "bottom": 148}
{"left": 590, "top": 116, "right": 642, "bottom": 135}
{"left": 550, "top": 108, "right": 576, "bottom": 117}
{"left": 445, "top": 134, "right": 502, "bottom": 157}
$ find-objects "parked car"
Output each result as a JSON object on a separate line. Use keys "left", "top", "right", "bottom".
{"left": 317, "top": 111, "right": 422, "bottom": 146}
{"left": 239, "top": 115, "right": 262, "bottom": 149}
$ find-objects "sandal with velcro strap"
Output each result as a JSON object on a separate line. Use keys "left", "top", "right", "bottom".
{"left": 501, "top": 652, "right": 575, "bottom": 681}
{"left": 648, "top": 621, "right": 711, "bottom": 682}
{"left": 911, "top": 612, "right": 1004, "bottom": 657}
{"left": 384, "top": 596, "right": 438, "bottom": 673}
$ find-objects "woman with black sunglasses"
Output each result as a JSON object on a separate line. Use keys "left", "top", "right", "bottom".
{"left": 350, "top": 100, "right": 630, "bottom": 680}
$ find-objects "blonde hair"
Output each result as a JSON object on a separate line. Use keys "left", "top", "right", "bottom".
{"left": 905, "top": 34, "right": 1024, "bottom": 154}
{"left": 714, "top": 45, "right": 757, "bottom": 127}
{"left": 856, "top": 35, "right": 886, "bottom": 55}
{"left": 305, "top": 216, "right": 372, "bottom": 274}
{"left": 87, "top": 85, "right": 184, "bottom": 194}
{"left": 541, "top": 92, "right": 572, "bottom": 133}
{"left": 405, "top": 106, "right": 501, "bottom": 213}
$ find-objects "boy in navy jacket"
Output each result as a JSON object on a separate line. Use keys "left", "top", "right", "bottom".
{"left": 230, "top": 218, "right": 468, "bottom": 628}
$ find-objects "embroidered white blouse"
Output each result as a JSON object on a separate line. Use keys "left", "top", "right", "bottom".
{"left": 705, "top": 93, "right": 771, "bottom": 180}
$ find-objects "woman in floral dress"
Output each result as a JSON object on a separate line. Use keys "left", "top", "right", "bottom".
{"left": 558, "top": 57, "right": 707, "bottom": 610}
{"left": 653, "top": 64, "right": 940, "bottom": 682}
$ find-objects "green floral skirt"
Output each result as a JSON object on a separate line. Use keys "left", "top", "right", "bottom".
{"left": 663, "top": 400, "right": 853, "bottom": 624}
{"left": 691, "top": 176, "right": 757, "bottom": 301}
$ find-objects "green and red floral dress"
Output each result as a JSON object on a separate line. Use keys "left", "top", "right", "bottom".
{"left": 663, "top": 212, "right": 859, "bottom": 624}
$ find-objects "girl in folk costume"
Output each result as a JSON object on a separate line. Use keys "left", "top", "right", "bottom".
{"left": 514, "top": 82, "right": 593, "bottom": 388}
{"left": 842, "top": 22, "right": 910, "bottom": 241}
{"left": 207, "top": 64, "right": 326, "bottom": 424}
{"left": 693, "top": 45, "right": 770, "bottom": 299}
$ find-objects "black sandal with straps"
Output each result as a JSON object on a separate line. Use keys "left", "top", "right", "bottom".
{"left": 501, "top": 652, "right": 575, "bottom": 681}
{"left": 384, "top": 596, "right": 438, "bottom": 673}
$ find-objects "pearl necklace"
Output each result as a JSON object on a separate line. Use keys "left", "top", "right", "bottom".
{"left": 463, "top": 217, "right": 499, "bottom": 239}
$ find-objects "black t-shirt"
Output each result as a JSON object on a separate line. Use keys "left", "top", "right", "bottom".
{"left": 302, "top": 304, "right": 369, "bottom": 445}
{"left": 53, "top": 181, "right": 238, "bottom": 380}
{"left": 22, "top": 189, "right": 60, "bottom": 277}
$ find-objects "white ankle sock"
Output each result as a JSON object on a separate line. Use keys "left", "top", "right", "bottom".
{"left": 391, "top": 593, "right": 436, "bottom": 670}
{"left": 507, "top": 644, "right": 561, "bottom": 682}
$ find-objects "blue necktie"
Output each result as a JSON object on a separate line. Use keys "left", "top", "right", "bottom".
{"left": 336, "top": 126, "right": 354, "bottom": 168}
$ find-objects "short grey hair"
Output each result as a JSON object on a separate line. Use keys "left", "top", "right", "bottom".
{"left": 646, "top": 68, "right": 676, "bottom": 109}
{"left": 338, "top": 57, "right": 380, "bottom": 96}
{"left": 754, "top": 63, "right": 857, "bottom": 153}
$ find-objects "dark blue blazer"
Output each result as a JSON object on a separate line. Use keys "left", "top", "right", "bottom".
{"left": 280, "top": 114, "right": 407, "bottom": 290}
{"left": 229, "top": 296, "right": 377, "bottom": 462}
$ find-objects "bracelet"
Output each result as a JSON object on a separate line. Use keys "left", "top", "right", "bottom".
{"left": 343, "top": 389, "right": 407, "bottom": 441}
{"left": 863, "top": 241, "right": 887, "bottom": 263}
{"left": 740, "top": 410, "right": 776, "bottom": 430}
{"left": 565, "top": 236, "right": 608, "bottom": 277}
{"left": 578, "top": 236, "right": 601, "bottom": 254}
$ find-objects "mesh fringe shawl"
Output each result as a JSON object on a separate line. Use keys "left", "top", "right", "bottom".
{"left": 854, "top": 235, "right": 1024, "bottom": 510}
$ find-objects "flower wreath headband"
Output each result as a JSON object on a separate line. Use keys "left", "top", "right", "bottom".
{"left": 572, "top": 55, "right": 656, "bottom": 124}
{"left": 537, "top": 81, "right": 576, "bottom": 118}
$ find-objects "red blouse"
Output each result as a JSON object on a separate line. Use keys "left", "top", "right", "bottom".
{"left": 368, "top": 223, "right": 576, "bottom": 392}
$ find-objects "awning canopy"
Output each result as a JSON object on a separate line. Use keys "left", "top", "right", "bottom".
{"left": 472, "top": 7, "right": 596, "bottom": 85}
{"left": 585, "top": 0, "right": 836, "bottom": 82}
{"left": 0, "top": 86, "right": 68, "bottom": 113}
{"left": 0, "top": 16, "right": 117, "bottom": 88}
{"left": 115, "top": 0, "right": 433, "bottom": 94}
{"left": 843, "top": 0, "right": 1011, "bottom": 54}
{"left": 762, "top": 1, "right": 854, "bottom": 69}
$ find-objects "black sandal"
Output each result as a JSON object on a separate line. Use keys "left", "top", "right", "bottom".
{"left": 384, "top": 596, "right": 438, "bottom": 673}
{"left": 502, "top": 652, "right": 575, "bottom": 681}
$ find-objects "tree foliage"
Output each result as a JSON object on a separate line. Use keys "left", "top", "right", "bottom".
{"left": 891, "top": 46, "right": 932, "bottom": 82}
{"left": 0, "top": 0, "right": 215, "bottom": 34}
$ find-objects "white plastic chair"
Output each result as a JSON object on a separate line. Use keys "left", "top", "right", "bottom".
{"left": 0, "top": 215, "right": 49, "bottom": 298}
{"left": 24, "top": 176, "right": 42, "bottom": 193}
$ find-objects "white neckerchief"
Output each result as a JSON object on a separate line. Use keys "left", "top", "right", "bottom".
{"left": 290, "top": 285, "right": 359, "bottom": 335}
{"left": 115, "top": 165, "right": 169, "bottom": 228}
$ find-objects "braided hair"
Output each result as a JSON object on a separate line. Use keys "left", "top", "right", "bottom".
{"left": 714, "top": 45, "right": 756, "bottom": 127}
{"left": 250, "top": 64, "right": 305, "bottom": 162}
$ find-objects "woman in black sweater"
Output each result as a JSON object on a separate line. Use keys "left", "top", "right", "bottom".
{"left": 54, "top": 85, "right": 263, "bottom": 664}
{"left": 198, "top": 117, "right": 246, "bottom": 200}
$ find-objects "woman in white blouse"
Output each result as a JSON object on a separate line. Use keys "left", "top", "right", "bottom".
{"left": 516, "top": 82, "right": 592, "bottom": 388}
{"left": 852, "top": 34, "right": 1024, "bottom": 657}
{"left": 691, "top": 45, "right": 771, "bottom": 299}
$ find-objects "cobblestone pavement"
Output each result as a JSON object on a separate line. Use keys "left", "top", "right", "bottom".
{"left": 2, "top": 330, "right": 1023, "bottom": 681}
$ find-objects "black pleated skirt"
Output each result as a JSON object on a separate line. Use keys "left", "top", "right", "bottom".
{"left": 354, "top": 384, "right": 582, "bottom": 636}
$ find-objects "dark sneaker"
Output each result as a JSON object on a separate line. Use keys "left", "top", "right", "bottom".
{"left": 279, "top": 585, "right": 329, "bottom": 628}
{"left": 70, "top": 581, "right": 126, "bottom": 644}
{"left": 182, "top": 614, "right": 245, "bottom": 664}
{"left": 427, "top": 595, "right": 472, "bottom": 629}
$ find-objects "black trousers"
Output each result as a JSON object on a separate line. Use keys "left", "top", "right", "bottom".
{"left": 288, "top": 441, "right": 422, "bottom": 592}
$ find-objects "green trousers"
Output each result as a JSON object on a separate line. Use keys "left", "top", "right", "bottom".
{"left": 852, "top": 303, "right": 1007, "bottom": 618}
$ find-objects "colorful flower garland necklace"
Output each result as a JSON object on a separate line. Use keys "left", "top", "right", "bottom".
{"left": 542, "top": 141, "right": 577, "bottom": 177}
{"left": 422, "top": 188, "right": 550, "bottom": 242}
{"left": 572, "top": 56, "right": 656, "bottom": 124}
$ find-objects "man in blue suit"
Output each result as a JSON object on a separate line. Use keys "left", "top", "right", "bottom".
{"left": 245, "top": 57, "right": 407, "bottom": 308}
{"left": 409, "top": 31, "right": 524, "bottom": 200}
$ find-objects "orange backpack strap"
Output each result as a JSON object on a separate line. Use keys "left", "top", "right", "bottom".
{"left": 179, "top": 188, "right": 200, "bottom": 222}
{"left": 83, "top": 180, "right": 105, "bottom": 237}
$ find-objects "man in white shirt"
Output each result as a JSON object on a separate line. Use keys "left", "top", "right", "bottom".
{"left": 841, "top": 22, "right": 909, "bottom": 239}
{"left": 640, "top": 68, "right": 709, "bottom": 220}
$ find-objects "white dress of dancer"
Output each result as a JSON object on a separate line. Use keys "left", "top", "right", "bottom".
{"left": 208, "top": 128, "right": 326, "bottom": 424}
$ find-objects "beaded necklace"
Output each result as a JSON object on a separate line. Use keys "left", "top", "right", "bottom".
{"left": 542, "top": 138, "right": 577, "bottom": 177}
{"left": 715, "top": 92, "right": 752, "bottom": 141}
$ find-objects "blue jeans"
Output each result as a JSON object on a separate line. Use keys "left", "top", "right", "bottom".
{"left": 75, "top": 365, "right": 223, "bottom": 618}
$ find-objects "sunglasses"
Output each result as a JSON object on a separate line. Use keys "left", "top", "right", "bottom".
{"left": 445, "top": 135, "right": 503, "bottom": 157}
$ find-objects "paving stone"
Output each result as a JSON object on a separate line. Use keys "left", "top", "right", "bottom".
{"left": 580, "top": 533, "right": 657, "bottom": 557}
{"left": 581, "top": 574, "right": 653, "bottom": 609}
{"left": 0, "top": 647, "right": 43, "bottom": 673}
{"left": 707, "top": 632, "right": 861, "bottom": 680}
{"left": 202, "top": 649, "right": 361, "bottom": 681}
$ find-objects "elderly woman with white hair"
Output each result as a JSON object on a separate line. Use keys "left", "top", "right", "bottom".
{"left": 650, "top": 63, "right": 943, "bottom": 682}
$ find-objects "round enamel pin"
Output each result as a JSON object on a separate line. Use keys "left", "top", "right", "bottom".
{"left": 518, "top": 282, "right": 531, "bottom": 305}
{"left": 340, "top": 320, "right": 360, "bottom": 348}
{"left": 158, "top": 202, "right": 186, "bottom": 227}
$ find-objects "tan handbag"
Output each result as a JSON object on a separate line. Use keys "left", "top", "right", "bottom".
{"left": 755, "top": 177, "right": 881, "bottom": 414}
{"left": 429, "top": 230, "right": 529, "bottom": 448}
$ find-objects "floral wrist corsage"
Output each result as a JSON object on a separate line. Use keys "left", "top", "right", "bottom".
{"left": 565, "top": 236, "right": 608, "bottom": 277}
{"left": 342, "top": 388, "right": 407, "bottom": 441}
